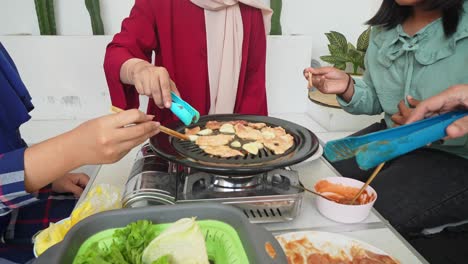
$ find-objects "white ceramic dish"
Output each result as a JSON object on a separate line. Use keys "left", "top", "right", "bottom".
{"left": 314, "top": 177, "right": 377, "bottom": 223}
{"left": 276, "top": 230, "right": 399, "bottom": 263}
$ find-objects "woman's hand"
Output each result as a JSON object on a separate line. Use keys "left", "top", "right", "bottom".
{"left": 391, "top": 96, "right": 420, "bottom": 126}
{"left": 303, "top": 67, "right": 354, "bottom": 102}
{"left": 121, "top": 59, "right": 180, "bottom": 109}
{"left": 406, "top": 85, "right": 468, "bottom": 138}
{"left": 24, "top": 109, "right": 158, "bottom": 193}
{"left": 52, "top": 173, "right": 89, "bottom": 197}
{"left": 70, "top": 109, "right": 160, "bottom": 165}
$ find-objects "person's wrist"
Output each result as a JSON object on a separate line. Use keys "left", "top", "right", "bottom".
{"left": 338, "top": 73, "right": 352, "bottom": 95}
{"left": 129, "top": 60, "right": 150, "bottom": 83}
{"left": 452, "top": 85, "right": 468, "bottom": 107}
{"left": 62, "top": 129, "right": 88, "bottom": 168}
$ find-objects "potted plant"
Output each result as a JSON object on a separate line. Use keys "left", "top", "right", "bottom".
{"left": 34, "top": 0, "right": 56, "bottom": 35}
{"left": 270, "top": 0, "right": 282, "bottom": 35}
{"left": 320, "top": 28, "right": 371, "bottom": 76}
{"left": 307, "top": 27, "right": 382, "bottom": 131}
{"left": 34, "top": 0, "right": 105, "bottom": 35}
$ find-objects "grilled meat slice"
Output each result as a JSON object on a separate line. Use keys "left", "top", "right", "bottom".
{"left": 203, "top": 145, "right": 244, "bottom": 157}
{"left": 195, "top": 134, "right": 235, "bottom": 147}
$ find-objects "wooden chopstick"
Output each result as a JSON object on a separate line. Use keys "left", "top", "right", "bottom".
{"left": 349, "top": 162, "right": 385, "bottom": 205}
{"left": 111, "top": 106, "right": 190, "bottom": 141}
{"left": 158, "top": 126, "right": 190, "bottom": 141}
{"left": 307, "top": 72, "right": 313, "bottom": 89}
{"left": 291, "top": 184, "right": 336, "bottom": 202}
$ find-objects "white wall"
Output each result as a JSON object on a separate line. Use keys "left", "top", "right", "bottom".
{"left": 0, "top": 0, "right": 382, "bottom": 60}
{"left": 0, "top": 36, "right": 313, "bottom": 119}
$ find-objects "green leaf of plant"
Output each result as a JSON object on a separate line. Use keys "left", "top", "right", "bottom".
{"left": 350, "top": 48, "right": 359, "bottom": 58}
{"left": 357, "top": 27, "right": 371, "bottom": 52}
{"left": 320, "top": 55, "right": 348, "bottom": 71}
{"left": 328, "top": 44, "right": 345, "bottom": 57}
{"left": 325, "top": 31, "right": 348, "bottom": 52}
{"left": 358, "top": 54, "right": 365, "bottom": 70}
{"left": 335, "top": 62, "right": 346, "bottom": 70}
{"left": 320, "top": 55, "right": 346, "bottom": 65}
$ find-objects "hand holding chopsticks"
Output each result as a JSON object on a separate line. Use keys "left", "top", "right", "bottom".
{"left": 111, "top": 106, "right": 190, "bottom": 141}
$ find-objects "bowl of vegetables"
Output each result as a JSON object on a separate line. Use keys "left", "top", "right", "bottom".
{"left": 32, "top": 203, "right": 286, "bottom": 264}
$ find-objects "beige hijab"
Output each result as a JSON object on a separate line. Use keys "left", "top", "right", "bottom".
{"left": 190, "top": 0, "right": 272, "bottom": 114}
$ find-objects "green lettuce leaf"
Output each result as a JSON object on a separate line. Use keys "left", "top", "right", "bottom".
{"left": 151, "top": 255, "right": 171, "bottom": 264}
{"left": 74, "top": 220, "right": 157, "bottom": 264}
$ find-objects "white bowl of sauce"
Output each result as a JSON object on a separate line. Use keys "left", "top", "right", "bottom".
{"left": 314, "top": 177, "right": 377, "bottom": 223}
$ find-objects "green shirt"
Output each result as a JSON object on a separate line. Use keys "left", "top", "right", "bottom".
{"left": 338, "top": 2, "right": 468, "bottom": 159}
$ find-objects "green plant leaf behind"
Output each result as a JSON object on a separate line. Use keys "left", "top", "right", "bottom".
{"left": 357, "top": 27, "right": 371, "bottom": 52}
{"left": 325, "top": 31, "right": 348, "bottom": 52}
{"left": 358, "top": 54, "right": 365, "bottom": 70}
{"left": 348, "top": 48, "right": 365, "bottom": 74}
{"left": 347, "top": 43, "right": 357, "bottom": 52}
{"left": 46, "top": 0, "right": 56, "bottom": 35}
{"left": 34, "top": 0, "right": 56, "bottom": 35}
{"left": 328, "top": 44, "right": 345, "bottom": 57}
{"left": 85, "top": 0, "right": 105, "bottom": 35}
{"left": 320, "top": 55, "right": 347, "bottom": 70}
{"left": 335, "top": 62, "right": 346, "bottom": 71}
{"left": 270, "top": 0, "right": 282, "bottom": 35}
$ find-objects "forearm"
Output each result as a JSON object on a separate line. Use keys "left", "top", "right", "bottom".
{"left": 24, "top": 131, "right": 82, "bottom": 193}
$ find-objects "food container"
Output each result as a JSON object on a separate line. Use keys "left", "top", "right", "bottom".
{"left": 33, "top": 203, "right": 286, "bottom": 264}
{"left": 314, "top": 177, "right": 377, "bottom": 223}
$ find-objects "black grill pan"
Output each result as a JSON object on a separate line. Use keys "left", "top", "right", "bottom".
{"left": 150, "top": 114, "right": 319, "bottom": 175}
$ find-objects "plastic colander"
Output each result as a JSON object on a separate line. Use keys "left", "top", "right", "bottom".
{"left": 73, "top": 220, "right": 249, "bottom": 264}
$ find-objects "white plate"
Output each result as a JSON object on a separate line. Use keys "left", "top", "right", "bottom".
{"left": 276, "top": 230, "right": 399, "bottom": 263}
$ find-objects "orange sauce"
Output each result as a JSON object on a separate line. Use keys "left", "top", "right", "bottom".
{"left": 315, "top": 180, "right": 376, "bottom": 205}
{"left": 265, "top": 242, "right": 277, "bottom": 259}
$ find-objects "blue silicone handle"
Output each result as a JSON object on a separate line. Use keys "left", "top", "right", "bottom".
{"left": 170, "top": 102, "right": 193, "bottom": 126}
{"left": 356, "top": 111, "right": 468, "bottom": 170}
{"left": 325, "top": 111, "right": 468, "bottom": 162}
{"left": 169, "top": 91, "right": 200, "bottom": 126}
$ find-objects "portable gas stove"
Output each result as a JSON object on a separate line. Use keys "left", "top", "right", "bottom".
{"left": 122, "top": 114, "right": 319, "bottom": 224}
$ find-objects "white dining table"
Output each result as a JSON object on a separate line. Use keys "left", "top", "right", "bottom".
{"left": 76, "top": 113, "right": 429, "bottom": 264}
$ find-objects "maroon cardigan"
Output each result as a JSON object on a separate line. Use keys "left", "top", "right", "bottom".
{"left": 104, "top": 0, "right": 268, "bottom": 125}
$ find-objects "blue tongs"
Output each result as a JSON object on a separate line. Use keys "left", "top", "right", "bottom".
{"left": 324, "top": 111, "right": 468, "bottom": 170}
{"left": 169, "top": 91, "right": 200, "bottom": 126}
